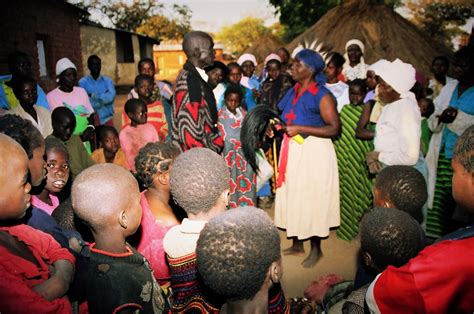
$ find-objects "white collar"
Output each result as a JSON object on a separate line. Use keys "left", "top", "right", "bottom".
{"left": 196, "top": 67, "right": 208, "bottom": 82}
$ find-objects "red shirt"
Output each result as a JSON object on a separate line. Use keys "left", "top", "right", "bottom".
{"left": 0, "top": 224, "right": 75, "bottom": 313}
{"left": 366, "top": 238, "right": 474, "bottom": 313}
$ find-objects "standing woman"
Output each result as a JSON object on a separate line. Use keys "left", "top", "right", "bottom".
{"left": 275, "top": 49, "right": 341, "bottom": 268}
{"left": 343, "top": 39, "right": 369, "bottom": 82}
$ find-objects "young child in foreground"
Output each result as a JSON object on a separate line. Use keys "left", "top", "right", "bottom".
{"left": 366, "top": 126, "right": 474, "bottom": 313}
{"left": 0, "top": 134, "right": 75, "bottom": 312}
{"left": 163, "top": 148, "right": 230, "bottom": 313}
{"left": 163, "top": 148, "right": 288, "bottom": 313}
{"left": 91, "top": 126, "right": 128, "bottom": 170}
{"left": 196, "top": 206, "right": 283, "bottom": 314}
{"left": 342, "top": 207, "right": 425, "bottom": 312}
{"left": 120, "top": 98, "right": 159, "bottom": 172}
{"left": 71, "top": 163, "right": 167, "bottom": 313}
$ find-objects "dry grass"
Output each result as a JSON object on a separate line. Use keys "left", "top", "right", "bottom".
{"left": 286, "top": 2, "right": 453, "bottom": 76}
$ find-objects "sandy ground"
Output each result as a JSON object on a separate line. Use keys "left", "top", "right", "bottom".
{"left": 113, "top": 93, "right": 360, "bottom": 298}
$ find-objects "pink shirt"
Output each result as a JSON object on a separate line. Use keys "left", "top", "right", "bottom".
{"left": 136, "top": 192, "right": 176, "bottom": 285}
{"left": 47, "top": 86, "right": 94, "bottom": 116}
{"left": 31, "top": 194, "right": 60, "bottom": 216}
{"left": 119, "top": 123, "right": 159, "bottom": 172}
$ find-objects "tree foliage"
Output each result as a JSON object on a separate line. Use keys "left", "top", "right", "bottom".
{"left": 405, "top": 0, "right": 473, "bottom": 48}
{"left": 269, "top": 0, "right": 402, "bottom": 42}
{"left": 136, "top": 4, "right": 192, "bottom": 41}
{"left": 215, "top": 17, "right": 269, "bottom": 56}
{"left": 70, "top": 0, "right": 192, "bottom": 41}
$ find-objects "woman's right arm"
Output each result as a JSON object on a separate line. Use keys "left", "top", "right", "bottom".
{"left": 355, "top": 101, "right": 375, "bottom": 140}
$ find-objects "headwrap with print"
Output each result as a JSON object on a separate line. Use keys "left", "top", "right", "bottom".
{"left": 295, "top": 49, "right": 326, "bottom": 86}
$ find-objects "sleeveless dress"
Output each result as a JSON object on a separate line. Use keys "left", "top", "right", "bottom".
{"left": 275, "top": 82, "right": 340, "bottom": 239}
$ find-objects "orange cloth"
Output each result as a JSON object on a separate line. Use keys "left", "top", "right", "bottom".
{"left": 91, "top": 147, "right": 129, "bottom": 170}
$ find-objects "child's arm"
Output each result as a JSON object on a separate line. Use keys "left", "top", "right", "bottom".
{"left": 355, "top": 101, "right": 375, "bottom": 140}
{"left": 32, "top": 259, "right": 74, "bottom": 301}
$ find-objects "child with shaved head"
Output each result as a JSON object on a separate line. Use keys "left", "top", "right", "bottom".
{"left": 0, "top": 134, "right": 75, "bottom": 312}
{"left": 197, "top": 206, "right": 283, "bottom": 313}
{"left": 71, "top": 164, "right": 166, "bottom": 313}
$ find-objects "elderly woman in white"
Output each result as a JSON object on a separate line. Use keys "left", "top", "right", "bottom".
{"left": 365, "top": 59, "right": 424, "bottom": 177}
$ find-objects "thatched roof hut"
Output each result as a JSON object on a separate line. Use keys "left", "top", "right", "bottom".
{"left": 286, "top": 0, "right": 453, "bottom": 76}
{"left": 245, "top": 33, "right": 283, "bottom": 65}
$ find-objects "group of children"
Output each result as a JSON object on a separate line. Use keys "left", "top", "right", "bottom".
{"left": 0, "top": 38, "right": 473, "bottom": 313}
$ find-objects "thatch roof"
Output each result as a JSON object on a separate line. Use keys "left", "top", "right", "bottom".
{"left": 286, "top": 1, "right": 453, "bottom": 76}
{"left": 245, "top": 33, "right": 283, "bottom": 65}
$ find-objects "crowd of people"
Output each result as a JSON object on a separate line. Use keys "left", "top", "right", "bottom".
{"left": 0, "top": 28, "right": 472, "bottom": 313}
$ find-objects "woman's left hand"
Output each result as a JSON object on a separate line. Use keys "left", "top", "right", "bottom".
{"left": 286, "top": 125, "right": 300, "bottom": 137}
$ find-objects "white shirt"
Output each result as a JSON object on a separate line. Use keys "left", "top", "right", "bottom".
{"left": 196, "top": 67, "right": 209, "bottom": 82}
{"left": 163, "top": 218, "right": 207, "bottom": 258}
{"left": 374, "top": 97, "right": 421, "bottom": 166}
{"left": 326, "top": 81, "right": 350, "bottom": 112}
{"left": 7, "top": 104, "right": 53, "bottom": 138}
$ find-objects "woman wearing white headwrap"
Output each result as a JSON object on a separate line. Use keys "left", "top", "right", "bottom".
{"left": 47, "top": 58, "right": 95, "bottom": 151}
{"left": 343, "top": 39, "right": 369, "bottom": 81}
{"left": 365, "top": 59, "right": 422, "bottom": 174}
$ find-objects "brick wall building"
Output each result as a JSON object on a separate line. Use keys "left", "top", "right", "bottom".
{"left": 0, "top": 0, "right": 84, "bottom": 93}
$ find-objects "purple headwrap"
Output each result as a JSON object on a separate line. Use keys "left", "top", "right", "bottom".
{"left": 295, "top": 49, "right": 327, "bottom": 86}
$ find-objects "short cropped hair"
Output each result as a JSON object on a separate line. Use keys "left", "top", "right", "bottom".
{"left": 375, "top": 166, "right": 427, "bottom": 223}
{"left": 227, "top": 62, "right": 241, "bottom": 72}
{"left": 87, "top": 54, "right": 100, "bottom": 65}
{"left": 326, "top": 52, "right": 346, "bottom": 69}
{"left": 348, "top": 78, "right": 367, "bottom": 93}
{"left": 360, "top": 207, "right": 425, "bottom": 270}
{"left": 135, "top": 142, "right": 180, "bottom": 188}
{"left": 134, "top": 74, "right": 153, "bottom": 87}
{"left": 453, "top": 125, "right": 474, "bottom": 173}
{"left": 45, "top": 136, "right": 69, "bottom": 158}
{"left": 170, "top": 148, "right": 229, "bottom": 215}
{"left": 0, "top": 114, "right": 43, "bottom": 159}
{"left": 11, "top": 76, "right": 37, "bottom": 98}
{"left": 266, "top": 59, "right": 282, "bottom": 69}
{"left": 224, "top": 83, "right": 243, "bottom": 100}
{"left": 196, "top": 207, "right": 281, "bottom": 301}
{"left": 72, "top": 164, "right": 140, "bottom": 230}
{"left": 138, "top": 57, "right": 154, "bottom": 70}
{"left": 96, "top": 125, "right": 118, "bottom": 143}
{"left": 124, "top": 98, "right": 146, "bottom": 115}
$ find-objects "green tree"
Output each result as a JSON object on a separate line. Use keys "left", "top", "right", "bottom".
{"left": 216, "top": 17, "right": 269, "bottom": 55}
{"left": 136, "top": 5, "right": 192, "bottom": 41}
{"left": 70, "top": 0, "right": 191, "bottom": 41}
{"left": 405, "top": 0, "right": 472, "bottom": 48}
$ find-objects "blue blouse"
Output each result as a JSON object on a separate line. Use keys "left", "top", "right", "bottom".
{"left": 442, "top": 85, "right": 474, "bottom": 159}
{"left": 277, "top": 82, "right": 330, "bottom": 127}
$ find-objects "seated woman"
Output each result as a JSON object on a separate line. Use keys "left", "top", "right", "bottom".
{"left": 134, "top": 142, "right": 180, "bottom": 290}
{"left": 196, "top": 207, "right": 285, "bottom": 313}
